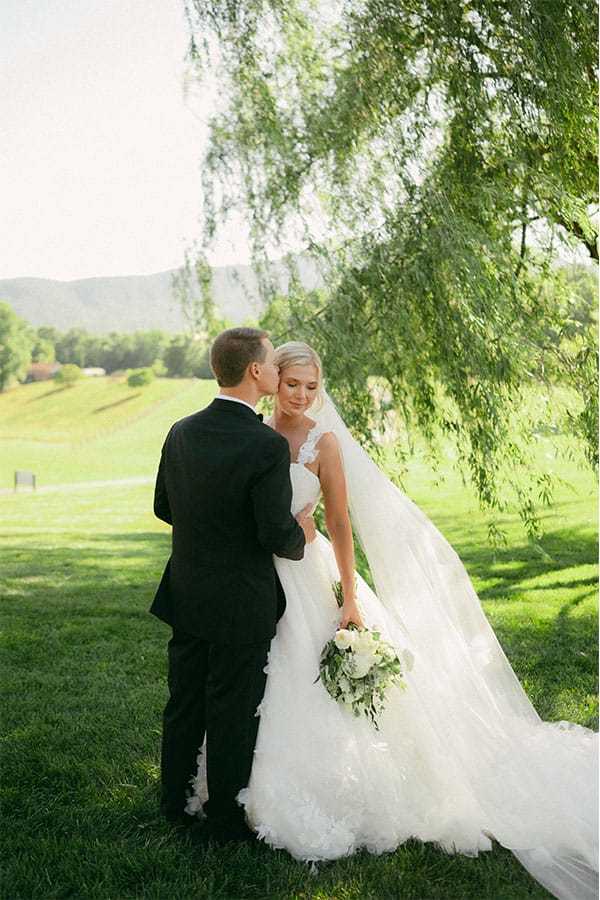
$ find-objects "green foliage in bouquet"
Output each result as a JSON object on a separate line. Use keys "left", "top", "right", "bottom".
{"left": 317, "top": 581, "right": 406, "bottom": 730}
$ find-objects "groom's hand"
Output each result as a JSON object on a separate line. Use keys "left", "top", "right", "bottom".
{"left": 296, "top": 503, "right": 316, "bottom": 544}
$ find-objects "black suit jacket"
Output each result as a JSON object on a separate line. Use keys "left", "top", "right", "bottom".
{"left": 150, "top": 398, "right": 305, "bottom": 643}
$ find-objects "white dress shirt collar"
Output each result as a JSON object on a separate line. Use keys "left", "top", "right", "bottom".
{"left": 215, "top": 394, "right": 257, "bottom": 413}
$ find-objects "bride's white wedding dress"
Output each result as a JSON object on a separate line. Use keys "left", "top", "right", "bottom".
{"left": 191, "top": 397, "right": 598, "bottom": 900}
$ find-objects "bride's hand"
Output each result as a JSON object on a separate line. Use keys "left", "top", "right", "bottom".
{"left": 296, "top": 503, "right": 316, "bottom": 543}
{"left": 340, "top": 600, "right": 364, "bottom": 629}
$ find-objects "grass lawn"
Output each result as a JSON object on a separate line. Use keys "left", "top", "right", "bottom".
{"left": 0, "top": 380, "right": 597, "bottom": 898}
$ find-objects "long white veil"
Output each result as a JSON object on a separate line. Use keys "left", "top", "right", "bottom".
{"left": 313, "top": 391, "right": 598, "bottom": 900}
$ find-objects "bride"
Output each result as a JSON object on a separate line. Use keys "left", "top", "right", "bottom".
{"left": 193, "top": 341, "right": 598, "bottom": 900}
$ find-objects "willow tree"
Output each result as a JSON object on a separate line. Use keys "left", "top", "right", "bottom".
{"left": 182, "top": 0, "right": 598, "bottom": 537}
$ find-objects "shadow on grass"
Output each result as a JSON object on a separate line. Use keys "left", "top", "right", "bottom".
{"left": 2, "top": 527, "right": 592, "bottom": 898}
{"left": 26, "top": 385, "right": 69, "bottom": 402}
{"left": 451, "top": 523, "right": 598, "bottom": 600}
{"left": 93, "top": 393, "right": 140, "bottom": 413}
{"left": 2, "top": 525, "right": 596, "bottom": 727}
{"left": 1, "top": 532, "right": 170, "bottom": 630}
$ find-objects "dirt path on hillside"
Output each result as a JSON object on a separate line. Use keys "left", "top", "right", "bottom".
{"left": 4, "top": 476, "right": 155, "bottom": 495}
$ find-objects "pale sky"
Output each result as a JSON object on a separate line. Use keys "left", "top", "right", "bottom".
{"left": 0, "top": 0, "right": 252, "bottom": 281}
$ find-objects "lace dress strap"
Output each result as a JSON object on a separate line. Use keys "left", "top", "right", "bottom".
{"left": 296, "top": 424, "right": 324, "bottom": 466}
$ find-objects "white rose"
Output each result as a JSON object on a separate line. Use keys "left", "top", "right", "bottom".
{"left": 350, "top": 650, "right": 376, "bottom": 678}
{"left": 351, "top": 631, "right": 367, "bottom": 650}
{"left": 334, "top": 629, "right": 356, "bottom": 651}
{"left": 354, "top": 629, "right": 378, "bottom": 652}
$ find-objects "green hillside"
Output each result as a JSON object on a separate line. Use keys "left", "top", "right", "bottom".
{"left": 2, "top": 376, "right": 597, "bottom": 547}
{"left": 0, "top": 376, "right": 217, "bottom": 489}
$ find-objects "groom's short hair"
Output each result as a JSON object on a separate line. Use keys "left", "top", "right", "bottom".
{"left": 210, "top": 327, "right": 269, "bottom": 386}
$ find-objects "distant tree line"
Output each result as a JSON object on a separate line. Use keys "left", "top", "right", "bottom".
{"left": 0, "top": 302, "right": 221, "bottom": 391}
{"left": 33, "top": 325, "right": 215, "bottom": 379}
{"left": 1, "top": 261, "right": 596, "bottom": 395}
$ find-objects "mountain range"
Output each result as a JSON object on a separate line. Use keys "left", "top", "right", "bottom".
{"left": 0, "top": 258, "right": 322, "bottom": 334}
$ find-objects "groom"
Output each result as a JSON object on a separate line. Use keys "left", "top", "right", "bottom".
{"left": 150, "top": 327, "right": 314, "bottom": 844}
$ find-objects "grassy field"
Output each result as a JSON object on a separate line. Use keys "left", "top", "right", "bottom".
{"left": 0, "top": 378, "right": 597, "bottom": 898}
{"left": 0, "top": 376, "right": 213, "bottom": 488}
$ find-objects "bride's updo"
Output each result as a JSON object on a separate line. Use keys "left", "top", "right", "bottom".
{"left": 275, "top": 341, "right": 324, "bottom": 410}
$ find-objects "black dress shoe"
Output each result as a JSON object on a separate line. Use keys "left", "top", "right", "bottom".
{"left": 191, "top": 820, "right": 258, "bottom": 847}
{"left": 165, "top": 811, "right": 198, "bottom": 829}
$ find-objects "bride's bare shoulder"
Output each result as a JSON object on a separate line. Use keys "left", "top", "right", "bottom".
{"left": 314, "top": 430, "right": 340, "bottom": 457}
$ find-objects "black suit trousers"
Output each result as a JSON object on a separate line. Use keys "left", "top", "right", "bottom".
{"left": 160, "top": 629, "right": 270, "bottom": 833}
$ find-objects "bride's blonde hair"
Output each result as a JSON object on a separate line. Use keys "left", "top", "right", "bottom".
{"left": 275, "top": 341, "right": 324, "bottom": 410}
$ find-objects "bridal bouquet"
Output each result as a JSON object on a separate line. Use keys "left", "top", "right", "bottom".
{"left": 316, "top": 581, "right": 406, "bottom": 730}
